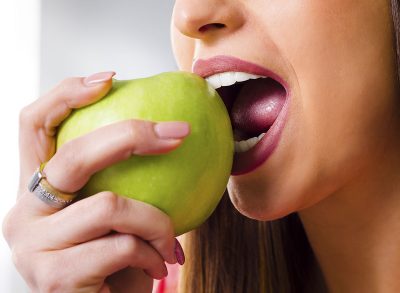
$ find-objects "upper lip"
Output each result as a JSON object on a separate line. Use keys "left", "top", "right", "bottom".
{"left": 192, "top": 55, "right": 288, "bottom": 90}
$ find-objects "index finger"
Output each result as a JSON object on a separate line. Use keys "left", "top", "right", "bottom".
{"left": 19, "top": 71, "right": 115, "bottom": 189}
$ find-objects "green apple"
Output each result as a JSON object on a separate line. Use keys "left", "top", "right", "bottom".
{"left": 56, "top": 71, "right": 234, "bottom": 235}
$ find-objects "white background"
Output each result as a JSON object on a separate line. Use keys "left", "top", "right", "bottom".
{"left": 0, "top": 1, "right": 176, "bottom": 291}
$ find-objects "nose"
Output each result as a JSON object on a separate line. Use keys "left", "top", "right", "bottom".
{"left": 173, "top": 0, "right": 245, "bottom": 39}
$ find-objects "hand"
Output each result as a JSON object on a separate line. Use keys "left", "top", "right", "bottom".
{"left": 2, "top": 72, "right": 188, "bottom": 292}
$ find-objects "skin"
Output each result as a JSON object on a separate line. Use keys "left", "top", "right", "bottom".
{"left": 3, "top": 0, "right": 400, "bottom": 292}
{"left": 3, "top": 73, "right": 186, "bottom": 292}
{"left": 172, "top": 0, "right": 400, "bottom": 292}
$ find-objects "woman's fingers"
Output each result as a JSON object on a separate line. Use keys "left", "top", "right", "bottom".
{"left": 31, "top": 234, "right": 166, "bottom": 292}
{"left": 42, "top": 192, "right": 177, "bottom": 264}
{"left": 61, "top": 233, "right": 167, "bottom": 280}
{"left": 9, "top": 72, "right": 187, "bottom": 292}
{"left": 19, "top": 118, "right": 189, "bottom": 216}
{"left": 44, "top": 119, "right": 190, "bottom": 193}
{"left": 31, "top": 72, "right": 116, "bottom": 135}
{"left": 19, "top": 71, "right": 115, "bottom": 187}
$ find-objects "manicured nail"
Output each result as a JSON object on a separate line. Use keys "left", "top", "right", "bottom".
{"left": 174, "top": 238, "right": 185, "bottom": 265}
{"left": 154, "top": 122, "right": 190, "bottom": 139}
{"left": 84, "top": 71, "right": 116, "bottom": 86}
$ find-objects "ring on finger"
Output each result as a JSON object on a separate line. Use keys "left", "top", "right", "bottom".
{"left": 28, "top": 163, "right": 76, "bottom": 209}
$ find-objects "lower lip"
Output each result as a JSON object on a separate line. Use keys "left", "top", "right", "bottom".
{"left": 231, "top": 95, "right": 290, "bottom": 176}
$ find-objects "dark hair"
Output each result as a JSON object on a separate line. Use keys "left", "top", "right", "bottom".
{"left": 179, "top": 1, "right": 400, "bottom": 292}
{"left": 180, "top": 193, "right": 326, "bottom": 293}
{"left": 392, "top": 0, "right": 400, "bottom": 81}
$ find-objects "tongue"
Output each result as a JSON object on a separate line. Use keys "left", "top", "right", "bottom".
{"left": 230, "top": 78, "right": 286, "bottom": 137}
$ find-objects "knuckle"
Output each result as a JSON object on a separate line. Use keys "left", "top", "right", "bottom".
{"left": 125, "top": 119, "right": 157, "bottom": 155}
{"left": 34, "top": 255, "right": 67, "bottom": 293}
{"left": 53, "top": 77, "right": 84, "bottom": 104}
{"left": 2, "top": 207, "right": 18, "bottom": 243}
{"left": 142, "top": 209, "right": 175, "bottom": 258}
{"left": 39, "top": 283, "right": 60, "bottom": 293}
{"left": 19, "top": 105, "right": 36, "bottom": 128}
{"left": 48, "top": 77, "right": 78, "bottom": 102}
{"left": 11, "top": 248, "right": 24, "bottom": 271}
{"left": 114, "top": 234, "right": 140, "bottom": 259}
{"left": 125, "top": 119, "right": 154, "bottom": 141}
{"left": 11, "top": 248, "right": 37, "bottom": 288}
{"left": 125, "top": 120, "right": 141, "bottom": 142}
{"left": 2, "top": 212, "right": 13, "bottom": 243}
{"left": 55, "top": 140, "right": 82, "bottom": 175}
{"left": 119, "top": 120, "right": 143, "bottom": 156}
{"left": 95, "top": 191, "right": 120, "bottom": 219}
{"left": 37, "top": 266, "right": 62, "bottom": 292}
{"left": 57, "top": 77, "right": 79, "bottom": 91}
{"left": 122, "top": 119, "right": 154, "bottom": 155}
{"left": 156, "top": 215, "right": 174, "bottom": 239}
{"left": 144, "top": 208, "right": 174, "bottom": 240}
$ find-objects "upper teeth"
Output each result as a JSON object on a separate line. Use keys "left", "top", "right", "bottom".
{"left": 205, "top": 72, "right": 266, "bottom": 90}
{"left": 205, "top": 71, "right": 269, "bottom": 153}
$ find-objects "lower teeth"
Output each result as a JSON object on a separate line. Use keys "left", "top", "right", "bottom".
{"left": 234, "top": 133, "right": 265, "bottom": 153}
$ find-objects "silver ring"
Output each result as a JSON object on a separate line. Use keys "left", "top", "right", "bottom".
{"left": 28, "top": 164, "right": 76, "bottom": 209}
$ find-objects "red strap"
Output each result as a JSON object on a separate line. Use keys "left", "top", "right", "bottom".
{"left": 155, "top": 278, "right": 166, "bottom": 293}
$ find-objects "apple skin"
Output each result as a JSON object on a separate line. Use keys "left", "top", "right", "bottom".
{"left": 56, "top": 72, "right": 234, "bottom": 235}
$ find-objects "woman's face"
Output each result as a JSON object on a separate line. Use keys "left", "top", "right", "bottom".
{"left": 171, "top": 0, "right": 400, "bottom": 220}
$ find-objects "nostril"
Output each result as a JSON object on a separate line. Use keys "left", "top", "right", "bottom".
{"left": 199, "top": 23, "right": 226, "bottom": 33}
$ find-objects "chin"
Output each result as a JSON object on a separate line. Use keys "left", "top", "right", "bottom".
{"left": 226, "top": 179, "right": 296, "bottom": 221}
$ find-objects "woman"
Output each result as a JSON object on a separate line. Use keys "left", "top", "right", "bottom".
{"left": 3, "top": 0, "right": 400, "bottom": 292}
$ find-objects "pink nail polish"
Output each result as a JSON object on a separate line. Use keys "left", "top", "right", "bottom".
{"left": 154, "top": 122, "right": 190, "bottom": 139}
{"left": 84, "top": 71, "right": 116, "bottom": 86}
{"left": 175, "top": 239, "right": 185, "bottom": 265}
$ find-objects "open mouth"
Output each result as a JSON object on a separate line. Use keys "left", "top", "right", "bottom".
{"left": 206, "top": 72, "right": 287, "bottom": 152}
{"left": 193, "top": 56, "right": 289, "bottom": 175}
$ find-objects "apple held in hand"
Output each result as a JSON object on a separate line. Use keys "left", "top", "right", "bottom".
{"left": 56, "top": 72, "right": 234, "bottom": 235}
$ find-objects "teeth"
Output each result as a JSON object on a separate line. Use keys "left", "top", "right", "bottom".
{"left": 205, "top": 71, "right": 269, "bottom": 153}
{"left": 235, "top": 72, "right": 255, "bottom": 82}
{"left": 234, "top": 133, "right": 266, "bottom": 153}
{"left": 220, "top": 72, "right": 236, "bottom": 87}
{"left": 206, "top": 72, "right": 266, "bottom": 90}
{"left": 206, "top": 74, "right": 222, "bottom": 89}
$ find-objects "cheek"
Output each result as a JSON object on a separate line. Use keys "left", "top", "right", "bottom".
{"left": 170, "top": 22, "right": 195, "bottom": 71}
{"left": 282, "top": 1, "right": 397, "bottom": 170}
{"left": 231, "top": 0, "right": 398, "bottom": 220}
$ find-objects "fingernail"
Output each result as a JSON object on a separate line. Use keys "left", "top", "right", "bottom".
{"left": 154, "top": 122, "right": 190, "bottom": 139}
{"left": 84, "top": 71, "right": 116, "bottom": 86}
{"left": 174, "top": 238, "right": 185, "bottom": 265}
